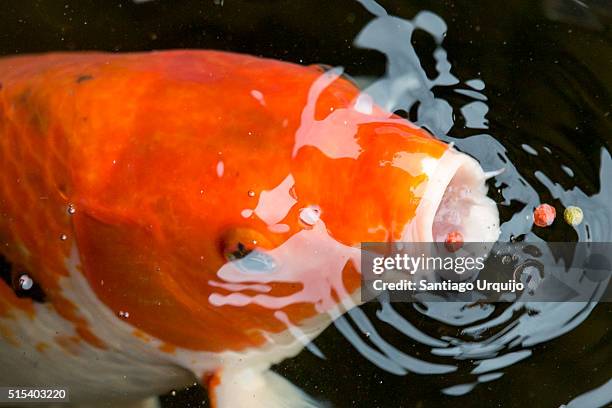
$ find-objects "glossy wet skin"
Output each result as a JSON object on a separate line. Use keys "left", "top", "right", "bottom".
{"left": 0, "top": 51, "right": 447, "bottom": 352}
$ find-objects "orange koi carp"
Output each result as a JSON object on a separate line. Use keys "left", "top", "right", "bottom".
{"left": 0, "top": 51, "right": 499, "bottom": 407}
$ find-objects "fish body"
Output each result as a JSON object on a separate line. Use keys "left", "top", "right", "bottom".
{"left": 0, "top": 51, "right": 499, "bottom": 407}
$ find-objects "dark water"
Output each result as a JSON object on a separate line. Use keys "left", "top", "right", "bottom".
{"left": 2, "top": 1, "right": 611, "bottom": 407}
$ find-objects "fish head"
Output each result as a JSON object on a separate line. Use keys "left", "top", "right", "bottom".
{"left": 69, "top": 64, "right": 498, "bottom": 354}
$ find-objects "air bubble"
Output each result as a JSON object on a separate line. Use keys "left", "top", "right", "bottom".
{"left": 247, "top": 190, "right": 256, "bottom": 197}
{"left": 18, "top": 274, "right": 33, "bottom": 290}
{"left": 60, "top": 234, "right": 68, "bottom": 241}
{"left": 118, "top": 311, "right": 130, "bottom": 319}
{"left": 67, "top": 204, "right": 76, "bottom": 215}
{"left": 299, "top": 206, "right": 321, "bottom": 226}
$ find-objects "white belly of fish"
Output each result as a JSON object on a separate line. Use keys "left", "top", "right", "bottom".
{"left": 0, "top": 244, "right": 335, "bottom": 407}
{"left": 0, "top": 250, "right": 195, "bottom": 404}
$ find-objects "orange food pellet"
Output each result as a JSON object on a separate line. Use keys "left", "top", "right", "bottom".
{"left": 445, "top": 231, "right": 464, "bottom": 252}
{"left": 533, "top": 204, "right": 556, "bottom": 227}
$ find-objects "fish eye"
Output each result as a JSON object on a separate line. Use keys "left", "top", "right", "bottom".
{"left": 220, "top": 228, "right": 278, "bottom": 273}
{"left": 220, "top": 227, "right": 271, "bottom": 262}
{"left": 227, "top": 241, "right": 252, "bottom": 261}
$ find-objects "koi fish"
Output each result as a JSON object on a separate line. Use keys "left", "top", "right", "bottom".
{"left": 0, "top": 50, "right": 499, "bottom": 407}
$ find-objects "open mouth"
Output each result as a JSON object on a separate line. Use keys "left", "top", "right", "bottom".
{"left": 403, "top": 148, "right": 500, "bottom": 243}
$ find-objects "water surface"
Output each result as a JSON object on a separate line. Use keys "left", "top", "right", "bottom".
{"left": 2, "top": 1, "right": 610, "bottom": 407}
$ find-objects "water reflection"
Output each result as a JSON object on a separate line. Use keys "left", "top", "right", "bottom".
{"left": 290, "top": 0, "right": 611, "bottom": 404}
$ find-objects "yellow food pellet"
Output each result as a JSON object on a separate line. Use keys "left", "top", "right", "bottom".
{"left": 564, "top": 206, "right": 583, "bottom": 226}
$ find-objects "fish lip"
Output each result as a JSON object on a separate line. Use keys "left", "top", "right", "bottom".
{"left": 401, "top": 147, "right": 500, "bottom": 243}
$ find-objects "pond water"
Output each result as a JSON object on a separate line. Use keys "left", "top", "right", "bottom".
{"left": 2, "top": 1, "right": 610, "bottom": 407}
